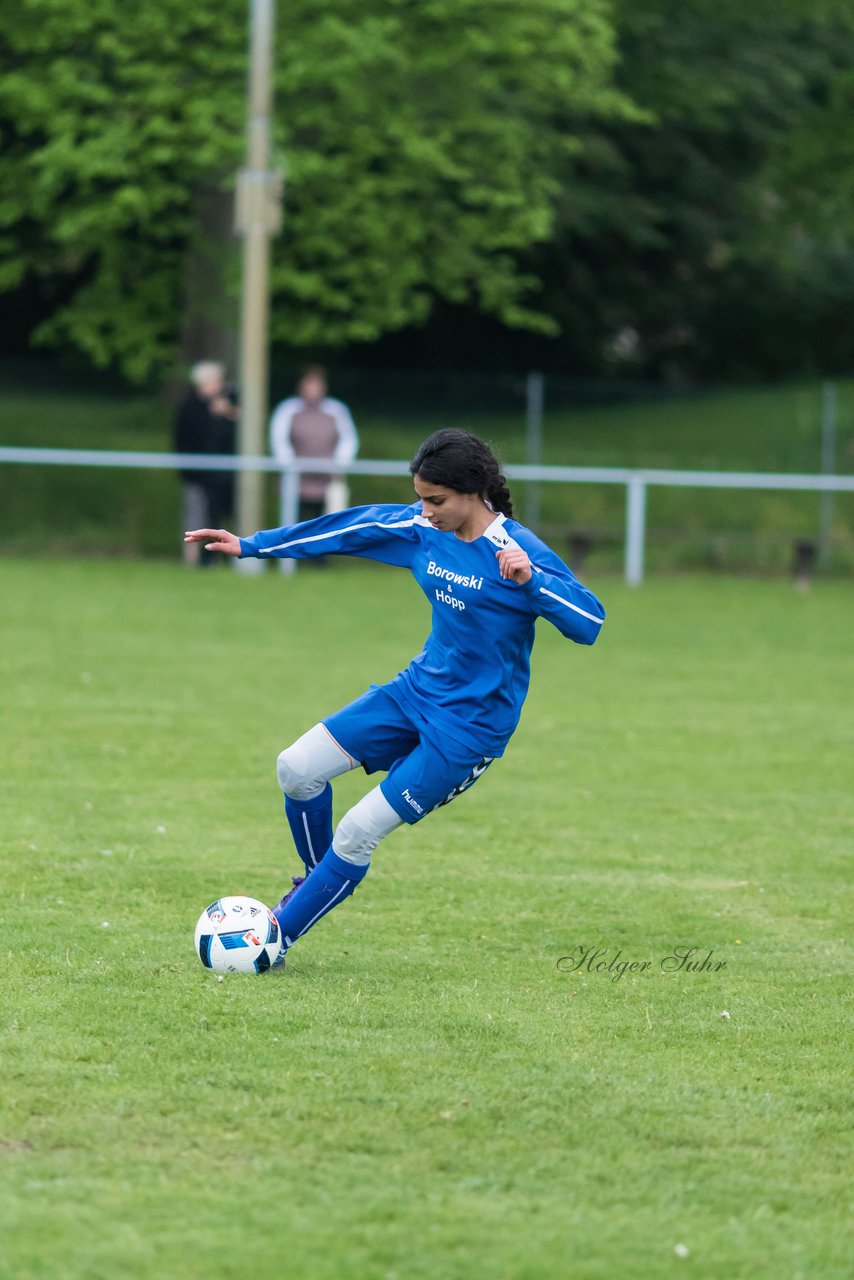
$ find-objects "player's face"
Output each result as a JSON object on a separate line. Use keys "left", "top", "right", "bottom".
{"left": 413, "top": 476, "right": 477, "bottom": 532}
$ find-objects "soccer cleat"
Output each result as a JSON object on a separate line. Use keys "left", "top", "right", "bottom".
{"left": 273, "top": 875, "right": 306, "bottom": 914}
{"left": 271, "top": 875, "right": 308, "bottom": 967}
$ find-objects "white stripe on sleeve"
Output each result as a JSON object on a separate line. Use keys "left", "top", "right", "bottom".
{"left": 538, "top": 585, "right": 604, "bottom": 626}
{"left": 258, "top": 513, "right": 430, "bottom": 555}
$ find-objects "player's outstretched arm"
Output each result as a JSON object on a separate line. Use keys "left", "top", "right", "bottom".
{"left": 184, "top": 528, "right": 242, "bottom": 556}
{"left": 238, "top": 503, "right": 421, "bottom": 567}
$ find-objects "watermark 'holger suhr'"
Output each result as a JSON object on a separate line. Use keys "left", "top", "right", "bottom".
{"left": 556, "top": 945, "right": 728, "bottom": 983}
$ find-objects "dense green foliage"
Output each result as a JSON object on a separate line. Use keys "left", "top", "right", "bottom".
{"left": 2, "top": 561, "right": 851, "bottom": 1277}
{"left": 525, "top": 0, "right": 854, "bottom": 379}
{"left": 273, "top": 1, "right": 632, "bottom": 347}
{"left": 1, "top": 1, "right": 853, "bottom": 380}
{"left": 0, "top": 1, "right": 246, "bottom": 380}
{"left": 0, "top": 0, "right": 630, "bottom": 379}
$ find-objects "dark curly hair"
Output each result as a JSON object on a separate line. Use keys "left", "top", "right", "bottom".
{"left": 409, "top": 428, "right": 513, "bottom": 518}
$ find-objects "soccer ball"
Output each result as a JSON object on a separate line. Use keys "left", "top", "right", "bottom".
{"left": 194, "top": 896, "right": 281, "bottom": 974}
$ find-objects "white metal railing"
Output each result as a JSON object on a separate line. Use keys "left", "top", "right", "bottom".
{"left": 1, "top": 445, "right": 853, "bottom": 585}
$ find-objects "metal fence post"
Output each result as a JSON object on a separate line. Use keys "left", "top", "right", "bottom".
{"left": 625, "top": 475, "right": 647, "bottom": 586}
{"left": 233, "top": 464, "right": 267, "bottom": 573}
{"left": 819, "top": 381, "right": 837, "bottom": 569}
{"left": 278, "top": 465, "right": 299, "bottom": 576}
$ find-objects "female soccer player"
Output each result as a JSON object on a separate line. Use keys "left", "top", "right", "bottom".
{"left": 185, "top": 428, "right": 605, "bottom": 964}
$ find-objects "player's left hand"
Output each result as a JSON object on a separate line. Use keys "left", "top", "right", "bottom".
{"left": 496, "top": 547, "right": 532, "bottom": 584}
{"left": 184, "top": 528, "right": 242, "bottom": 556}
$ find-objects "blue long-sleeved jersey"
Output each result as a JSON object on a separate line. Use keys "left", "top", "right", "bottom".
{"left": 240, "top": 503, "right": 605, "bottom": 758}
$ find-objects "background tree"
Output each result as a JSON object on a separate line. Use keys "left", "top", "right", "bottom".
{"left": 0, "top": 0, "right": 632, "bottom": 382}
{"left": 521, "top": 0, "right": 854, "bottom": 379}
{"left": 0, "top": 1, "right": 246, "bottom": 381}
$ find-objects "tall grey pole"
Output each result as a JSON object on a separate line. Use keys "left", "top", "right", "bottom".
{"left": 525, "top": 371, "right": 544, "bottom": 530}
{"left": 235, "top": 0, "right": 282, "bottom": 567}
{"left": 818, "top": 381, "right": 837, "bottom": 570}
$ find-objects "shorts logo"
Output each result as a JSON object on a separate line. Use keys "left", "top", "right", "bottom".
{"left": 401, "top": 788, "right": 424, "bottom": 815}
{"left": 434, "top": 758, "right": 494, "bottom": 811}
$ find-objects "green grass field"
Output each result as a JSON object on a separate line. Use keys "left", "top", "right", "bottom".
{"left": 1, "top": 367, "right": 853, "bottom": 571}
{"left": 1, "top": 558, "right": 851, "bottom": 1279}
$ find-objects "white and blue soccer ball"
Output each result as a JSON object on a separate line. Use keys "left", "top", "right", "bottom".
{"left": 194, "top": 896, "right": 281, "bottom": 974}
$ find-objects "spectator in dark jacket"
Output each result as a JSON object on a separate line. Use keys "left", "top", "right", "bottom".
{"left": 174, "top": 361, "right": 238, "bottom": 566}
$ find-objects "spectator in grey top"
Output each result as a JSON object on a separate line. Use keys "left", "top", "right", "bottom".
{"left": 269, "top": 366, "right": 359, "bottom": 524}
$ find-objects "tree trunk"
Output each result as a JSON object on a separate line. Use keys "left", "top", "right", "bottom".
{"left": 179, "top": 181, "right": 240, "bottom": 379}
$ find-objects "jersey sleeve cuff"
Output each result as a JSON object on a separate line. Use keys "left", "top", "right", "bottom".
{"left": 238, "top": 537, "right": 258, "bottom": 558}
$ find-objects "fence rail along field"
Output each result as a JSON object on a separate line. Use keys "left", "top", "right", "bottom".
{"left": 2, "top": 445, "right": 853, "bottom": 585}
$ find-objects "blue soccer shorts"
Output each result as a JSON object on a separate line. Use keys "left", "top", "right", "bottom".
{"left": 323, "top": 684, "right": 494, "bottom": 826}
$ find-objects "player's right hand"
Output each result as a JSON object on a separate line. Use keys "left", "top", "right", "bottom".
{"left": 183, "top": 528, "right": 242, "bottom": 557}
